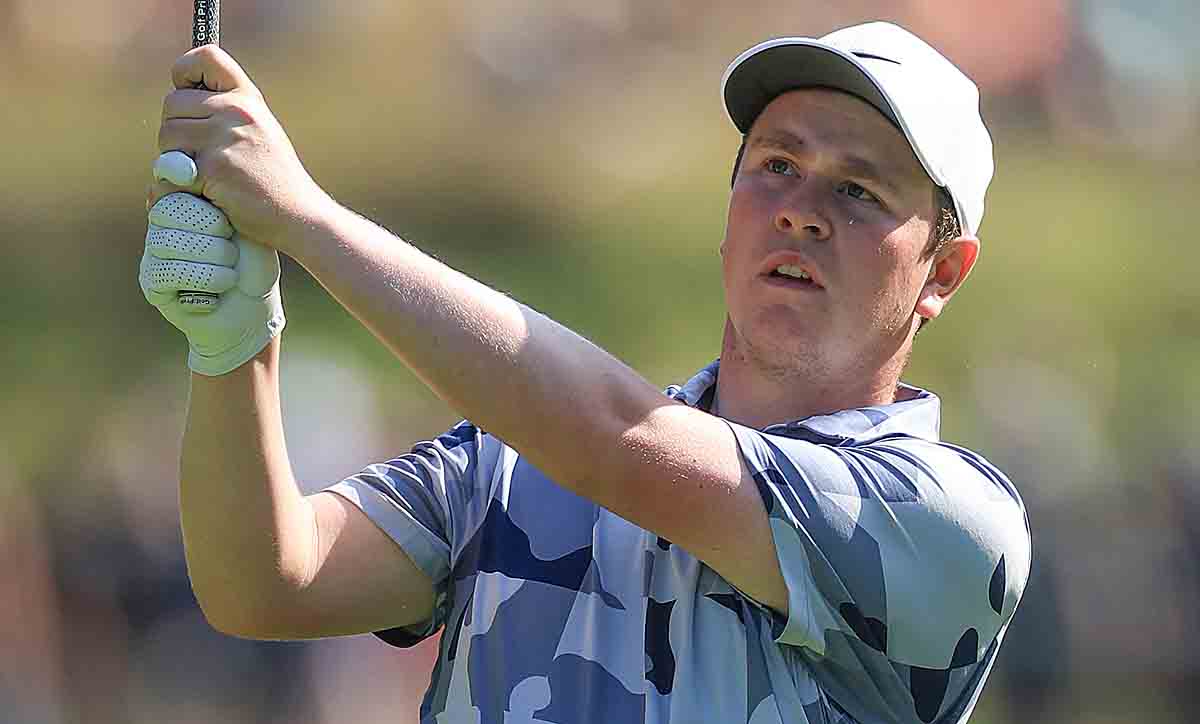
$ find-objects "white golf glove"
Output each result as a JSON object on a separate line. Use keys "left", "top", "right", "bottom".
{"left": 140, "top": 192, "right": 286, "bottom": 376}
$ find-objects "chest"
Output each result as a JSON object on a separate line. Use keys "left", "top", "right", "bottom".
{"left": 430, "top": 459, "right": 810, "bottom": 723}
{"left": 453, "top": 462, "right": 698, "bottom": 606}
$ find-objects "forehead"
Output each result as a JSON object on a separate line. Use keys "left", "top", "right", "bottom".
{"left": 749, "top": 88, "right": 931, "bottom": 190}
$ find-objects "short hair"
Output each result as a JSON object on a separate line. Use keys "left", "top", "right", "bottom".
{"left": 729, "top": 140, "right": 962, "bottom": 331}
{"left": 926, "top": 186, "right": 961, "bottom": 258}
{"left": 917, "top": 187, "right": 961, "bottom": 331}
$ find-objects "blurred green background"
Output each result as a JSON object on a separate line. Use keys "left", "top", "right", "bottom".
{"left": 2, "top": 1, "right": 1199, "bottom": 722}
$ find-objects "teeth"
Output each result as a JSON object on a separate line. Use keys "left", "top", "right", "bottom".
{"left": 775, "top": 265, "right": 812, "bottom": 281}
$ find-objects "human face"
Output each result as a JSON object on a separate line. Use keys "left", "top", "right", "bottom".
{"left": 720, "top": 88, "right": 942, "bottom": 378}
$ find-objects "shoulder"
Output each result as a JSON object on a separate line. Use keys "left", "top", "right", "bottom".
{"left": 745, "top": 426, "right": 1025, "bottom": 517}
{"left": 738, "top": 429, "right": 1032, "bottom": 632}
{"left": 827, "top": 438, "right": 1032, "bottom": 673}
{"left": 840, "top": 436, "right": 1030, "bottom": 574}
{"left": 846, "top": 437, "right": 1032, "bottom": 642}
{"left": 853, "top": 436, "right": 1025, "bottom": 508}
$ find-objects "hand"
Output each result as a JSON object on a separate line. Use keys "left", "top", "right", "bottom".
{"left": 140, "top": 192, "right": 286, "bottom": 376}
{"left": 152, "top": 45, "right": 333, "bottom": 256}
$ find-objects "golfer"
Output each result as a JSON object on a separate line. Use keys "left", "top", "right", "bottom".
{"left": 141, "top": 21, "right": 1031, "bottom": 724}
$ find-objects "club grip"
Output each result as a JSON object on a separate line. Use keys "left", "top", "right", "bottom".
{"left": 180, "top": 0, "right": 223, "bottom": 309}
{"left": 192, "top": 0, "right": 220, "bottom": 48}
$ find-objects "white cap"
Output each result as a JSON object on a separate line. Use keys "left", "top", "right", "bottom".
{"left": 722, "top": 22, "right": 994, "bottom": 236}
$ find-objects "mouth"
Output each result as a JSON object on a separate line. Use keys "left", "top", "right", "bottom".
{"left": 761, "top": 256, "right": 824, "bottom": 290}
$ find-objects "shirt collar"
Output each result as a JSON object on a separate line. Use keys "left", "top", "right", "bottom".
{"left": 667, "top": 359, "right": 941, "bottom": 444}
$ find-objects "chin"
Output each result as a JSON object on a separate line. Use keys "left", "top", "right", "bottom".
{"left": 736, "top": 321, "right": 829, "bottom": 377}
{"left": 726, "top": 301, "right": 831, "bottom": 363}
{"left": 755, "top": 307, "right": 822, "bottom": 347}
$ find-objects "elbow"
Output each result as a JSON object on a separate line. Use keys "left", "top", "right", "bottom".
{"left": 195, "top": 592, "right": 316, "bottom": 641}
{"left": 183, "top": 526, "right": 319, "bottom": 640}
{"left": 188, "top": 570, "right": 310, "bottom": 640}
{"left": 197, "top": 601, "right": 268, "bottom": 640}
{"left": 191, "top": 583, "right": 283, "bottom": 640}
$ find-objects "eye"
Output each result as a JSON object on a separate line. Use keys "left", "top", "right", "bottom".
{"left": 765, "top": 158, "right": 797, "bottom": 176}
{"left": 837, "top": 181, "right": 880, "bottom": 204}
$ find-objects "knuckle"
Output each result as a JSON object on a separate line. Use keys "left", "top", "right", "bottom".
{"left": 222, "top": 99, "right": 257, "bottom": 127}
{"left": 206, "top": 148, "right": 231, "bottom": 172}
{"left": 189, "top": 45, "right": 219, "bottom": 64}
{"left": 228, "top": 125, "right": 254, "bottom": 145}
{"left": 226, "top": 101, "right": 249, "bottom": 121}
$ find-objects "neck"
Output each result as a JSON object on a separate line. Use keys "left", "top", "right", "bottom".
{"left": 712, "top": 318, "right": 911, "bottom": 429}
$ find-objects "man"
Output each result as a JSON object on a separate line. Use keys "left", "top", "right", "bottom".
{"left": 140, "top": 21, "right": 1031, "bottom": 724}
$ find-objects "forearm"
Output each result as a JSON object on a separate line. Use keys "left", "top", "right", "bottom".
{"left": 290, "top": 204, "right": 667, "bottom": 492}
{"left": 179, "top": 337, "right": 316, "bottom": 632}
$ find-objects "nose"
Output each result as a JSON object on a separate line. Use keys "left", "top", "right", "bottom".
{"left": 773, "top": 187, "right": 831, "bottom": 240}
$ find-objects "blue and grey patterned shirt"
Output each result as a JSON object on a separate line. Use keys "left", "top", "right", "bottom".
{"left": 327, "top": 361, "right": 1031, "bottom": 723}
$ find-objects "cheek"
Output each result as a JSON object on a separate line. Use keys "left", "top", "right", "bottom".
{"left": 725, "top": 187, "right": 756, "bottom": 231}
{"left": 722, "top": 191, "right": 764, "bottom": 276}
{"left": 847, "top": 233, "right": 902, "bottom": 288}
{"left": 878, "top": 239, "right": 931, "bottom": 323}
{"left": 845, "top": 233, "right": 920, "bottom": 318}
{"left": 728, "top": 174, "right": 778, "bottom": 221}
{"left": 720, "top": 241, "right": 753, "bottom": 302}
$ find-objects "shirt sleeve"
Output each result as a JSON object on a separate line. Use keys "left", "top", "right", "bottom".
{"left": 324, "top": 420, "right": 503, "bottom": 646}
{"left": 726, "top": 423, "right": 1032, "bottom": 721}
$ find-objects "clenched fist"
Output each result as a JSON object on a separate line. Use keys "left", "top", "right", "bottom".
{"left": 141, "top": 193, "right": 285, "bottom": 376}
{"left": 150, "top": 45, "right": 334, "bottom": 255}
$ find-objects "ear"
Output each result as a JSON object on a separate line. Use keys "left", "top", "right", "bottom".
{"left": 914, "top": 235, "right": 980, "bottom": 321}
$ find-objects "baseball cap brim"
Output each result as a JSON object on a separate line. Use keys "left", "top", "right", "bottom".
{"left": 722, "top": 38, "right": 960, "bottom": 223}
{"left": 722, "top": 25, "right": 993, "bottom": 236}
{"left": 723, "top": 40, "right": 903, "bottom": 136}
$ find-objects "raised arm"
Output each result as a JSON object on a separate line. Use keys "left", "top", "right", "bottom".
{"left": 140, "top": 46, "right": 439, "bottom": 639}
{"left": 282, "top": 203, "right": 790, "bottom": 614}
{"left": 150, "top": 45, "right": 789, "bottom": 616}
{"left": 178, "top": 338, "right": 435, "bottom": 639}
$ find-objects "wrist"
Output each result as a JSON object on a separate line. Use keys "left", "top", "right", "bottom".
{"left": 188, "top": 286, "right": 287, "bottom": 376}
{"left": 285, "top": 194, "right": 377, "bottom": 273}
{"left": 280, "top": 188, "right": 354, "bottom": 265}
{"left": 191, "top": 334, "right": 281, "bottom": 386}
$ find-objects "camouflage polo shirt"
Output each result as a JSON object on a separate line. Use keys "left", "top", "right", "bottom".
{"left": 327, "top": 361, "right": 1031, "bottom": 723}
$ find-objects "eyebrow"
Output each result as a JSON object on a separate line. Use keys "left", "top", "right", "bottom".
{"left": 746, "top": 130, "right": 904, "bottom": 195}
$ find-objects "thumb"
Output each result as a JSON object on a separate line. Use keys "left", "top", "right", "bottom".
{"left": 172, "top": 45, "right": 256, "bottom": 93}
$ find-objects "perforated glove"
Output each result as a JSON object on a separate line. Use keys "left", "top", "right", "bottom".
{"left": 140, "top": 192, "right": 286, "bottom": 376}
